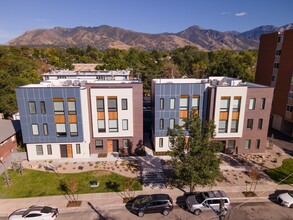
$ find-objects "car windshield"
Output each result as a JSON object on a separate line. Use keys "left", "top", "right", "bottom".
{"left": 288, "top": 191, "right": 293, "bottom": 197}
{"left": 140, "top": 195, "right": 153, "bottom": 206}
{"left": 195, "top": 193, "right": 205, "bottom": 204}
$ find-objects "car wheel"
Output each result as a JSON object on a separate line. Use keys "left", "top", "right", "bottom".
{"left": 138, "top": 211, "right": 144, "bottom": 217}
{"left": 162, "top": 209, "right": 170, "bottom": 216}
{"left": 193, "top": 209, "right": 202, "bottom": 216}
{"left": 290, "top": 204, "right": 293, "bottom": 208}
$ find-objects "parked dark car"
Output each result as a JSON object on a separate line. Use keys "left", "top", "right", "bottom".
{"left": 131, "top": 194, "right": 173, "bottom": 217}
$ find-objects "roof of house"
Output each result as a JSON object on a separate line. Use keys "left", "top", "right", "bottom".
{"left": 0, "top": 119, "right": 21, "bottom": 143}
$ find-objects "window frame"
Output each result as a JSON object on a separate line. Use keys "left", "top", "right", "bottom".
{"left": 122, "top": 119, "right": 128, "bottom": 130}
{"left": 159, "top": 138, "right": 163, "bottom": 148}
{"left": 245, "top": 139, "right": 251, "bottom": 150}
{"left": 95, "top": 140, "right": 103, "bottom": 148}
{"left": 247, "top": 119, "right": 253, "bottom": 129}
{"left": 36, "top": 145, "right": 43, "bottom": 155}
{"left": 69, "top": 123, "right": 78, "bottom": 136}
{"left": 56, "top": 123, "right": 67, "bottom": 137}
{"left": 53, "top": 101, "right": 65, "bottom": 115}
{"left": 32, "top": 124, "right": 39, "bottom": 136}
{"left": 43, "top": 123, "right": 48, "bottom": 136}
{"left": 160, "top": 118, "right": 164, "bottom": 130}
{"left": 40, "top": 101, "right": 46, "bottom": 114}
{"left": 76, "top": 144, "right": 81, "bottom": 154}
{"left": 169, "top": 98, "right": 175, "bottom": 110}
{"left": 160, "top": 98, "right": 164, "bottom": 110}
{"left": 68, "top": 99, "right": 76, "bottom": 115}
{"left": 249, "top": 98, "right": 256, "bottom": 110}
{"left": 47, "top": 144, "right": 52, "bottom": 155}
{"left": 122, "top": 99, "right": 128, "bottom": 110}
{"left": 258, "top": 119, "right": 263, "bottom": 130}
{"left": 29, "top": 101, "right": 37, "bottom": 114}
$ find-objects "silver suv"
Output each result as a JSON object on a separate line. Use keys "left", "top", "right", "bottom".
{"left": 186, "top": 190, "right": 230, "bottom": 216}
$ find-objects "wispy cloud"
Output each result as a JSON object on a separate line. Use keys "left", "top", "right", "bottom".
{"left": 235, "top": 12, "right": 247, "bottom": 16}
{"left": 221, "top": 12, "right": 232, "bottom": 15}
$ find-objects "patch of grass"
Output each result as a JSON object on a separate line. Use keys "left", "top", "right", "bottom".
{"left": 0, "top": 169, "right": 142, "bottom": 198}
{"left": 264, "top": 158, "right": 293, "bottom": 184}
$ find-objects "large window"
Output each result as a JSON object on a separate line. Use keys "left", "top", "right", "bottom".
{"left": 43, "top": 123, "right": 48, "bottom": 136}
{"left": 29, "top": 101, "right": 36, "bottom": 114}
{"left": 70, "top": 123, "right": 78, "bottom": 136}
{"left": 180, "top": 97, "right": 188, "bottom": 110}
{"left": 231, "top": 120, "right": 238, "bottom": 133}
{"left": 56, "top": 124, "right": 66, "bottom": 137}
{"left": 40, "top": 101, "right": 46, "bottom": 114}
{"left": 249, "top": 98, "right": 256, "bottom": 110}
{"left": 233, "top": 97, "right": 241, "bottom": 111}
{"left": 53, "top": 101, "right": 64, "bottom": 114}
{"left": 227, "top": 140, "right": 236, "bottom": 149}
{"left": 109, "top": 120, "right": 118, "bottom": 132}
{"left": 98, "top": 120, "right": 106, "bottom": 132}
{"left": 123, "top": 139, "right": 128, "bottom": 148}
{"left": 247, "top": 119, "right": 253, "bottom": 129}
{"left": 122, "top": 119, "right": 128, "bottom": 130}
{"left": 122, "top": 99, "right": 128, "bottom": 110}
{"left": 256, "top": 139, "right": 260, "bottom": 149}
{"left": 218, "top": 120, "right": 228, "bottom": 133}
{"left": 260, "top": 98, "right": 266, "bottom": 110}
{"left": 245, "top": 139, "right": 251, "bottom": 150}
{"left": 95, "top": 140, "right": 103, "bottom": 148}
{"left": 160, "top": 98, "right": 164, "bottom": 110}
{"left": 97, "top": 98, "right": 104, "bottom": 112}
{"left": 32, "top": 124, "right": 39, "bottom": 136}
{"left": 220, "top": 97, "right": 230, "bottom": 112}
{"left": 36, "top": 145, "right": 43, "bottom": 155}
{"left": 170, "top": 98, "right": 175, "bottom": 110}
{"left": 169, "top": 118, "right": 175, "bottom": 129}
{"left": 47, "top": 145, "right": 52, "bottom": 155}
{"left": 108, "top": 97, "right": 117, "bottom": 112}
{"left": 68, "top": 99, "right": 76, "bottom": 114}
{"left": 192, "top": 96, "right": 199, "bottom": 110}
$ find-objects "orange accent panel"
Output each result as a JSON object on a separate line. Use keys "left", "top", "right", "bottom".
{"left": 97, "top": 112, "right": 105, "bottom": 119}
{"left": 234, "top": 96, "right": 241, "bottom": 100}
{"left": 220, "top": 112, "right": 229, "bottom": 120}
{"left": 180, "top": 95, "right": 189, "bottom": 98}
{"left": 108, "top": 112, "right": 118, "bottom": 119}
{"left": 232, "top": 111, "right": 239, "bottom": 120}
{"left": 68, "top": 114, "right": 77, "bottom": 123}
{"left": 221, "top": 96, "right": 230, "bottom": 100}
{"left": 193, "top": 95, "right": 200, "bottom": 98}
{"left": 108, "top": 96, "right": 117, "bottom": 99}
{"left": 96, "top": 96, "right": 104, "bottom": 99}
{"left": 180, "top": 110, "right": 188, "bottom": 118}
{"left": 54, "top": 115, "right": 65, "bottom": 123}
{"left": 67, "top": 98, "right": 76, "bottom": 101}
{"left": 67, "top": 144, "right": 73, "bottom": 158}
{"left": 53, "top": 98, "right": 63, "bottom": 101}
{"left": 107, "top": 140, "right": 113, "bottom": 152}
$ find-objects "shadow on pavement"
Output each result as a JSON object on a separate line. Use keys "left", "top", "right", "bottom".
{"left": 268, "top": 189, "right": 289, "bottom": 204}
{"left": 88, "top": 202, "right": 114, "bottom": 220}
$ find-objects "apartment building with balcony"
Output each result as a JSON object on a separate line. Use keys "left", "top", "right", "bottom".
{"left": 255, "top": 29, "right": 293, "bottom": 136}
{"left": 16, "top": 78, "right": 143, "bottom": 160}
{"left": 151, "top": 77, "right": 273, "bottom": 154}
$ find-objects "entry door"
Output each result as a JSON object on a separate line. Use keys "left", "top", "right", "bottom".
{"left": 60, "top": 145, "right": 68, "bottom": 158}
{"left": 67, "top": 144, "right": 73, "bottom": 158}
{"left": 112, "top": 140, "right": 119, "bottom": 152}
{"left": 107, "top": 140, "right": 113, "bottom": 153}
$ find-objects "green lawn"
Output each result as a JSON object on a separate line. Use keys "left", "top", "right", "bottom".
{"left": 0, "top": 169, "right": 142, "bottom": 198}
{"left": 264, "top": 158, "right": 293, "bottom": 184}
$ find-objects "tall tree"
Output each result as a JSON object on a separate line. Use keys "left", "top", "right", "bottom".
{"left": 168, "top": 112, "right": 223, "bottom": 192}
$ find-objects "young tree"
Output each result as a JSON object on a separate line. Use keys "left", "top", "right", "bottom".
{"left": 168, "top": 112, "right": 223, "bottom": 192}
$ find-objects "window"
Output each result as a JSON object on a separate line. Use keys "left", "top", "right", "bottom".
{"left": 178, "top": 118, "right": 185, "bottom": 128}
{"left": 70, "top": 123, "right": 78, "bottom": 136}
{"left": 32, "top": 124, "right": 39, "bottom": 135}
{"left": 228, "top": 140, "right": 236, "bottom": 148}
{"left": 40, "top": 101, "right": 46, "bottom": 114}
{"left": 245, "top": 139, "right": 251, "bottom": 150}
{"left": 218, "top": 120, "right": 228, "bottom": 133}
{"left": 109, "top": 120, "right": 118, "bottom": 132}
{"left": 231, "top": 120, "right": 238, "bottom": 133}
{"left": 258, "top": 119, "right": 263, "bottom": 130}
{"left": 233, "top": 97, "right": 241, "bottom": 111}
{"left": 169, "top": 118, "right": 175, "bottom": 129}
{"left": 160, "top": 98, "right": 164, "bottom": 110}
{"left": 260, "top": 98, "right": 266, "bottom": 110}
{"left": 122, "top": 119, "right": 128, "bottom": 130}
{"left": 160, "top": 119, "right": 164, "bottom": 130}
{"left": 122, "top": 99, "right": 128, "bottom": 110}
{"left": 180, "top": 96, "right": 188, "bottom": 110}
{"left": 108, "top": 97, "right": 117, "bottom": 112}
{"left": 289, "top": 92, "right": 293, "bottom": 99}
{"left": 247, "top": 119, "right": 253, "bottom": 129}
{"left": 98, "top": 120, "right": 106, "bottom": 132}
{"left": 287, "top": 105, "right": 293, "bottom": 112}
{"left": 29, "top": 101, "right": 36, "bottom": 114}
{"left": 36, "top": 145, "right": 43, "bottom": 155}
{"left": 123, "top": 139, "right": 128, "bottom": 148}
{"left": 47, "top": 145, "right": 52, "bottom": 155}
{"left": 170, "top": 98, "right": 175, "bottom": 110}
{"left": 274, "top": 63, "right": 279, "bottom": 69}
{"left": 53, "top": 101, "right": 64, "bottom": 114}
{"left": 272, "top": 75, "right": 276, "bottom": 82}
{"left": 76, "top": 144, "right": 81, "bottom": 154}
{"left": 277, "top": 36, "right": 282, "bottom": 42}
{"left": 220, "top": 97, "right": 230, "bottom": 111}
{"left": 97, "top": 98, "right": 104, "bottom": 112}
{"left": 192, "top": 96, "right": 199, "bottom": 110}
{"left": 275, "top": 50, "right": 281, "bottom": 56}
{"left": 56, "top": 124, "right": 66, "bottom": 137}
{"left": 256, "top": 139, "right": 260, "bottom": 149}
{"left": 95, "top": 140, "right": 103, "bottom": 148}
{"left": 68, "top": 99, "right": 76, "bottom": 114}
{"left": 43, "top": 123, "right": 48, "bottom": 135}
{"left": 249, "top": 98, "right": 256, "bottom": 110}
{"left": 159, "top": 138, "right": 163, "bottom": 148}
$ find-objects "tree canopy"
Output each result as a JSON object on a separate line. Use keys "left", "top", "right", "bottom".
{"left": 168, "top": 113, "right": 223, "bottom": 192}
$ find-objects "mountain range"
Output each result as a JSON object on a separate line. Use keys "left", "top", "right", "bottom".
{"left": 6, "top": 23, "right": 293, "bottom": 51}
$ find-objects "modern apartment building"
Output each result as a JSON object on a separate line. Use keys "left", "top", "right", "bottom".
{"left": 42, "top": 69, "right": 130, "bottom": 81}
{"left": 16, "top": 78, "right": 143, "bottom": 160}
{"left": 255, "top": 29, "right": 293, "bottom": 136}
{"left": 151, "top": 77, "right": 273, "bottom": 154}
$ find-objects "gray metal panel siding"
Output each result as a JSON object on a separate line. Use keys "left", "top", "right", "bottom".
{"left": 153, "top": 83, "right": 206, "bottom": 136}
{"left": 16, "top": 87, "right": 83, "bottom": 143}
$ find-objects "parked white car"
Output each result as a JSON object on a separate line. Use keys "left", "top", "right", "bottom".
{"left": 277, "top": 191, "right": 293, "bottom": 208}
{"left": 8, "top": 206, "right": 58, "bottom": 220}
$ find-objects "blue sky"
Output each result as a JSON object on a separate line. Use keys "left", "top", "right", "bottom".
{"left": 0, "top": 0, "right": 292, "bottom": 44}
